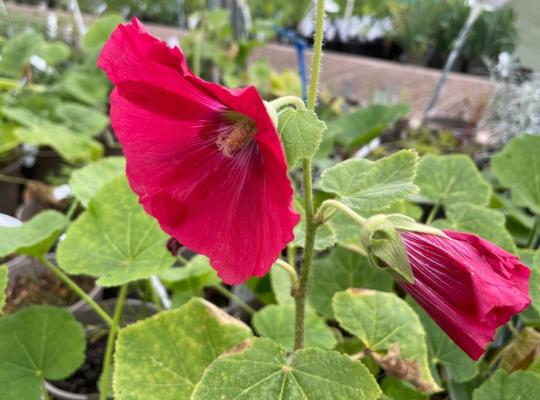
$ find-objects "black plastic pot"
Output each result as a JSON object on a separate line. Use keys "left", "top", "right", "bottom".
{"left": 0, "top": 152, "right": 23, "bottom": 216}
{"left": 6, "top": 254, "right": 103, "bottom": 314}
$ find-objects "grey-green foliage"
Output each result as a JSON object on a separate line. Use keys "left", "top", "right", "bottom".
{"left": 433, "top": 203, "right": 516, "bottom": 253}
{"left": 114, "top": 298, "right": 252, "bottom": 400}
{"left": 492, "top": 134, "right": 540, "bottom": 214}
{"left": 192, "top": 337, "right": 382, "bottom": 400}
{"left": 320, "top": 150, "right": 419, "bottom": 214}
{"left": 58, "top": 176, "right": 174, "bottom": 286}
{"left": 415, "top": 154, "right": 491, "bottom": 206}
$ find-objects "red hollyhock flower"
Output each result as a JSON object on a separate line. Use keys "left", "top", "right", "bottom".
{"left": 400, "top": 230, "right": 530, "bottom": 360}
{"left": 98, "top": 18, "right": 299, "bottom": 284}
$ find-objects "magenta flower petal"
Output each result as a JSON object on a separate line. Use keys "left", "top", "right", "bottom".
{"left": 98, "top": 18, "right": 299, "bottom": 284}
{"left": 399, "top": 230, "right": 530, "bottom": 360}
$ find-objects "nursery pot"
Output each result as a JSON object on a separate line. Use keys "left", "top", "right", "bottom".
{"left": 0, "top": 150, "right": 23, "bottom": 216}
{"left": 24, "top": 148, "right": 64, "bottom": 181}
{"left": 5, "top": 254, "right": 103, "bottom": 314}
{"left": 46, "top": 299, "right": 158, "bottom": 400}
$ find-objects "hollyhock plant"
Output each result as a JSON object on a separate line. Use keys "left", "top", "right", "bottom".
{"left": 97, "top": 18, "right": 299, "bottom": 284}
{"left": 399, "top": 230, "right": 530, "bottom": 360}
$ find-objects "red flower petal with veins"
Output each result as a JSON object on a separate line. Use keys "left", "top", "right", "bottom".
{"left": 400, "top": 230, "right": 530, "bottom": 360}
{"left": 98, "top": 18, "right": 299, "bottom": 284}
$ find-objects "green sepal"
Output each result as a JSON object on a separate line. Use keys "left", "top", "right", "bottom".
{"left": 386, "top": 214, "right": 447, "bottom": 237}
{"left": 361, "top": 215, "right": 414, "bottom": 283}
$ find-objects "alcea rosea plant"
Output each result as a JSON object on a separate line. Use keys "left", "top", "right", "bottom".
{"left": 98, "top": 0, "right": 528, "bottom": 388}
{"left": 0, "top": 1, "right": 534, "bottom": 399}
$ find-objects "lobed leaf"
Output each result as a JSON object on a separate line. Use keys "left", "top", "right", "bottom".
{"left": 192, "top": 337, "right": 381, "bottom": 400}
{"left": 0, "top": 305, "right": 85, "bottom": 400}
{"left": 114, "top": 297, "right": 252, "bottom": 400}
{"left": 492, "top": 134, "right": 540, "bottom": 215}
{"left": 320, "top": 150, "right": 418, "bottom": 214}
{"left": 57, "top": 176, "right": 174, "bottom": 286}
{"left": 433, "top": 203, "right": 516, "bottom": 253}
{"left": 333, "top": 289, "right": 440, "bottom": 393}
{"left": 415, "top": 154, "right": 491, "bottom": 207}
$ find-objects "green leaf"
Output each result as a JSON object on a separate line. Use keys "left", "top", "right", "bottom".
{"left": 192, "top": 337, "right": 381, "bottom": 400}
{"left": 60, "top": 70, "right": 109, "bottom": 106}
{"left": 333, "top": 289, "right": 439, "bottom": 392}
{"left": 2, "top": 106, "right": 42, "bottom": 127}
{"left": 0, "top": 305, "right": 85, "bottom": 400}
{"left": 381, "top": 377, "right": 429, "bottom": 400}
{"left": 160, "top": 255, "right": 220, "bottom": 291}
{"left": 293, "top": 198, "right": 336, "bottom": 251}
{"left": 278, "top": 108, "right": 326, "bottom": 167}
{"left": 55, "top": 102, "right": 109, "bottom": 137}
{"left": 530, "top": 249, "right": 540, "bottom": 313}
{"left": 0, "top": 32, "right": 43, "bottom": 77}
{"left": 433, "top": 203, "right": 516, "bottom": 253}
{"left": 69, "top": 157, "right": 126, "bottom": 207}
{"left": 0, "top": 210, "right": 68, "bottom": 258}
{"left": 270, "top": 262, "right": 294, "bottom": 305}
{"left": 253, "top": 304, "right": 336, "bottom": 351}
{"left": 309, "top": 247, "right": 393, "bottom": 319}
{"left": 83, "top": 14, "right": 123, "bottom": 49}
{"left": 320, "top": 150, "right": 419, "bottom": 214}
{"left": 473, "top": 370, "right": 540, "bottom": 400}
{"left": 57, "top": 176, "right": 174, "bottom": 286}
{"left": 0, "top": 265, "right": 7, "bottom": 314}
{"left": 407, "top": 297, "right": 478, "bottom": 383}
{"left": 329, "top": 103, "right": 409, "bottom": 150}
{"left": 415, "top": 154, "right": 491, "bottom": 206}
{"left": 114, "top": 297, "right": 252, "bottom": 400}
{"left": 36, "top": 41, "right": 71, "bottom": 65}
{"left": 14, "top": 124, "right": 103, "bottom": 163}
{"left": 492, "top": 134, "right": 540, "bottom": 214}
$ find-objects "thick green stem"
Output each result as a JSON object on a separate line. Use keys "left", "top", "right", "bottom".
{"left": 294, "top": 0, "right": 326, "bottom": 351}
{"left": 39, "top": 256, "right": 114, "bottom": 327}
{"left": 269, "top": 96, "right": 306, "bottom": 111}
{"left": 287, "top": 245, "right": 296, "bottom": 271}
{"left": 99, "top": 285, "right": 128, "bottom": 400}
{"left": 212, "top": 285, "right": 256, "bottom": 315}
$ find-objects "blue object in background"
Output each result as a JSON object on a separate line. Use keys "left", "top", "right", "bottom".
{"left": 275, "top": 26, "right": 309, "bottom": 101}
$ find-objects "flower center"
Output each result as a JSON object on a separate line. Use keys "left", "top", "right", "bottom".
{"left": 216, "top": 113, "right": 256, "bottom": 158}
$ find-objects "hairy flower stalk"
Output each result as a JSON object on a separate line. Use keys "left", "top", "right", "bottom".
{"left": 294, "top": 0, "right": 326, "bottom": 351}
